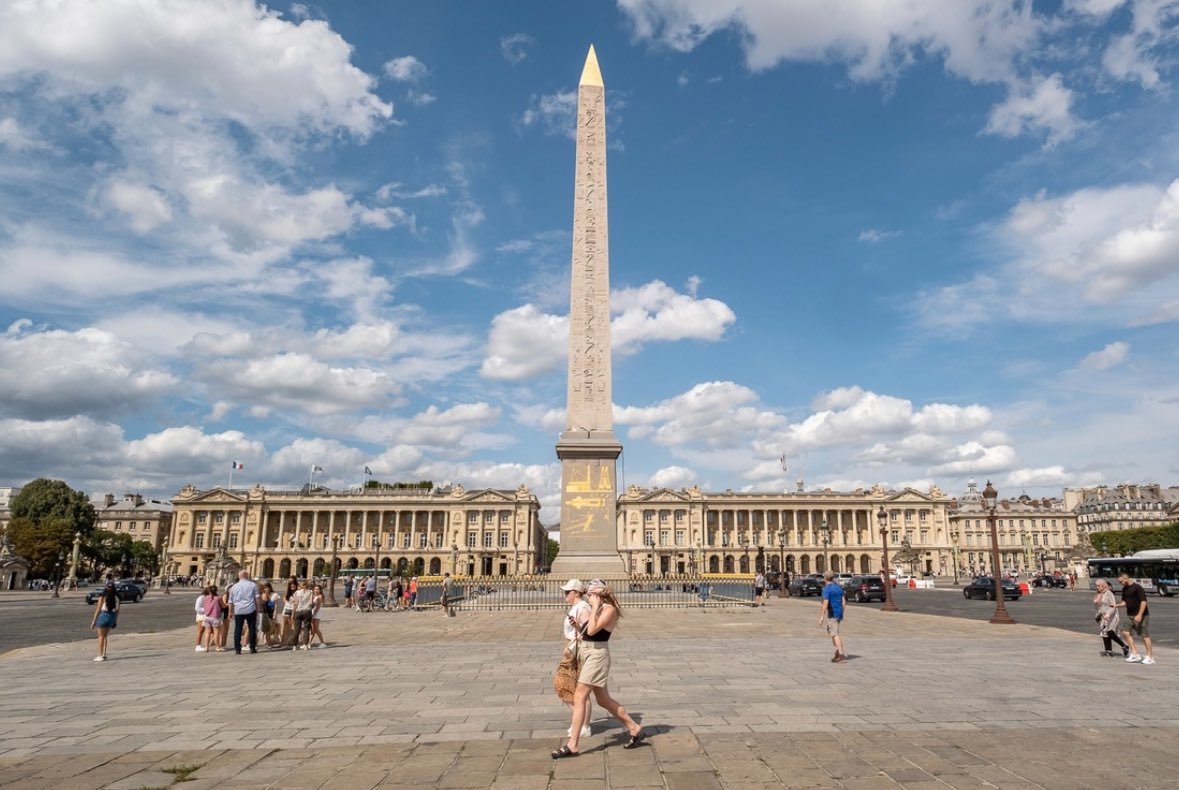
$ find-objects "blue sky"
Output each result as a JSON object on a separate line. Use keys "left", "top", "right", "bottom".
{"left": 1, "top": 0, "right": 1177, "bottom": 524}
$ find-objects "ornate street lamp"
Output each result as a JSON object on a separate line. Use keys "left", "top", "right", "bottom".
{"left": 161, "top": 536, "right": 171, "bottom": 594}
{"left": 983, "top": 481, "right": 1016, "bottom": 625}
{"left": 777, "top": 528, "right": 788, "bottom": 597}
{"left": 51, "top": 552, "right": 64, "bottom": 598}
{"left": 68, "top": 531, "right": 81, "bottom": 590}
{"left": 951, "top": 534, "right": 960, "bottom": 586}
{"left": 820, "top": 516, "right": 830, "bottom": 574}
{"left": 327, "top": 533, "right": 342, "bottom": 606}
{"left": 877, "top": 505, "right": 898, "bottom": 612}
{"left": 451, "top": 543, "right": 458, "bottom": 575}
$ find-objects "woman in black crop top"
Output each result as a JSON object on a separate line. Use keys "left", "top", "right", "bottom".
{"left": 552, "top": 580, "right": 648, "bottom": 759}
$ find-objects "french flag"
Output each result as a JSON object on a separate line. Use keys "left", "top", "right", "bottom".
{"left": 232, "top": 461, "right": 245, "bottom": 470}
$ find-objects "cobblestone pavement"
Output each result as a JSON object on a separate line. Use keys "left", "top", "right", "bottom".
{"left": 1, "top": 596, "right": 1174, "bottom": 788}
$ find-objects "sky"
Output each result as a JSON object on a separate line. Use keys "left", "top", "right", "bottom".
{"left": 1, "top": 0, "right": 1178, "bottom": 526}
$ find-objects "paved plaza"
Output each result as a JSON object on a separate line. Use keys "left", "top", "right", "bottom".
{"left": 0, "top": 593, "right": 1175, "bottom": 788}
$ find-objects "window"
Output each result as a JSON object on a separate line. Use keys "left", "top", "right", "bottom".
{"left": 675, "top": 510, "right": 685, "bottom": 523}
{"left": 660, "top": 530, "right": 670, "bottom": 545}
{"left": 644, "top": 530, "right": 654, "bottom": 546}
{"left": 231, "top": 512, "right": 241, "bottom": 523}
{"left": 467, "top": 531, "right": 476, "bottom": 547}
{"left": 128, "top": 521, "right": 135, "bottom": 530}
{"left": 195, "top": 534, "right": 204, "bottom": 549}
{"left": 919, "top": 510, "right": 928, "bottom": 523}
{"left": 212, "top": 534, "right": 222, "bottom": 548}
{"left": 920, "top": 530, "right": 929, "bottom": 544}
{"left": 644, "top": 511, "right": 654, "bottom": 523}
{"left": 229, "top": 533, "right": 238, "bottom": 549}
{"left": 468, "top": 512, "right": 478, "bottom": 524}
{"left": 484, "top": 512, "right": 494, "bottom": 524}
{"left": 891, "top": 530, "right": 899, "bottom": 543}
{"left": 434, "top": 534, "right": 444, "bottom": 548}
{"left": 197, "top": 513, "right": 207, "bottom": 523}
{"left": 214, "top": 512, "right": 224, "bottom": 523}
{"left": 483, "top": 532, "right": 493, "bottom": 548}
{"left": 403, "top": 534, "right": 411, "bottom": 548}
{"left": 420, "top": 534, "right": 429, "bottom": 548}
{"left": 499, "top": 532, "right": 509, "bottom": 548}
{"left": 114, "top": 521, "right": 122, "bottom": 530}
{"left": 660, "top": 510, "right": 669, "bottom": 522}
{"left": 500, "top": 512, "right": 510, "bottom": 523}
{"left": 675, "top": 529, "right": 685, "bottom": 546}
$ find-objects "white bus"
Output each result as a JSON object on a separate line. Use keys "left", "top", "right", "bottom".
{"left": 1087, "top": 549, "right": 1179, "bottom": 596}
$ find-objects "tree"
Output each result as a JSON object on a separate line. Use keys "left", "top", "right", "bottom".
{"left": 1089, "top": 523, "right": 1179, "bottom": 556}
{"left": 10, "top": 479, "right": 97, "bottom": 535}
{"left": 546, "top": 537, "right": 560, "bottom": 570}
{"left": 86, "top": 530, "right": 134, "bottom": 577}
{"left": 5, "top": 516, "right": 75, "bottom": 578}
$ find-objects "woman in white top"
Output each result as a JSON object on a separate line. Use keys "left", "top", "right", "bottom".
{"left": 309, "top": 583, "right": 328, "bottom": 648}
{"left": 560, "top": 579, "right": 593, "bottom": 739}
{"left": 290, "top": 580, "right": 315, "bottom": 650}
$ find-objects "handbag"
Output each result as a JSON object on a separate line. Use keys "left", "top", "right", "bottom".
{"left": 554, "top": 654, "right": 579, "bottom": 703}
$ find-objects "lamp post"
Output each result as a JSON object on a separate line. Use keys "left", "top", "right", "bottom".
{"left": 738, "top": 533, "right": 748, "bottom": 574}
{"left": 160, "top": 536, "right": 171, "bottom": 593}
{"left": 951, "top": 534, "right": 960, "bottom": 586}
{"left": 451, "top": 543, "right": 458, "bottom": 576}
{"left": 877, "top": 505, "right": 898, "bottom": 612}
{"left": 819, "top": 516, "right": 831, "bottom": 574}
{"left": 373, "top": 529, "right": 382, "bottom": 583}
{"left": 982, "top": 481, "right": 1016, "bottom": 625}
{"left": 327, "top": 533, "right": 342, "bottom": 606}
{"left": 777, "top": 528, "right": 788, "bottom": 597}
{"left": 51, "top": 552, "right": 64, "bottom": 598}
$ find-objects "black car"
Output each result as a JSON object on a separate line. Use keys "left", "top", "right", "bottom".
{"left": 788, "top": 575, "right": 823, "bottom": 597}
{"left": 962, "top": 577, "right": 1021, "bottom": 601}
{"left": 842, "top": 574, "right": 886, "bottom": 603}
{"left": 84, "top": 581, "right": 145, "bottom": 604}
{"left": 1031, "top": 574, "right": 1067, "bottom": 589}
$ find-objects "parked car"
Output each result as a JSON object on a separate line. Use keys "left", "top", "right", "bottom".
{"left": 1031, "top": 574, "right": 1067, "bottom": 589}
{"left": 788, "top": 575, "right": 823, "bottom": 597}
{"left": 842, "top": 574, "right": 886, "bottom": 603}
{"left": 962, "top": 577, "right": 1022, "bottom": 601}
{"left": 84, "top": 580, "right": 145, "bottom": 604}
{"left": 764, "top": 571, "right": 786, "bottom": 590}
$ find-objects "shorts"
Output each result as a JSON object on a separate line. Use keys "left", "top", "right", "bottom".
{"left": 825, "top": 618, "right": 841, "bottom": 636}
{"left": 577, "top": 643, "right": 611, "bottom": 687}
{"left": 1128, "top": 613, "right": 1150, "bottom": 638}
{"left": 365, "top": 591, "right": 375, "bottom": 600}
{"left": 755, "top": 587, "right": 765, "bottom": 596}
{"left": 196, "top": 615, "right": 204, "bottom": 625}
{"left": 203, "top": 616, "right": 223, "bottom": 628}
{"left": 96, "top": 611, "right": 118, "bottom": 629}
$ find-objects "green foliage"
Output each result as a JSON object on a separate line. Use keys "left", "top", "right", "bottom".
{"left": 10, "top": 478, "right": 97, "bottom": 535}
{"left": 87, "top": 529, "right": 135, "bottom": 575}
{"left": 6, "top": 516, "right": 75, "bottom": 577}
{"left": 1089, "top": 522, "right": 1179, "bottom": 556}
{"left": 362, "top": 479, "right": 435, "bottom": 491}
{"left": 546, "top": 537, "right": 560, "bottom": 568}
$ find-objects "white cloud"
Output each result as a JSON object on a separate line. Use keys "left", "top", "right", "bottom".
{"left": 1097, "top": 0, "right": 1178, "bottom": 89}
{"left": 0, "top": 322, "right": 178, "bottom": 420}
{"left": 481, "top": 281, "right": 736, "bottom": 381}
{"left": 519, "top": 90, "right": 578, "bottom": 139}
{"left": 1079, "top": 341, "right": 1130, "bottom": 370}
{"left": 0, "top": 0, "right": 392, "bottom": 136}
{"left": 269, "top": 437, "right": 367, "bottom": 485}
{"left": 384, "top": 55, "right": 428, "bottom": 82}
{"left": 395, "top": 403, "right": 505, "bottom": 449}
{"left": 919, "top": 179, "right": 1179, "bottom": 330}
{"left": 103, "top": 180, "right": 173, "bottom": 233}
{"left": 407, "top": 90, "right": 437, "bottom": 106}
{"left": 500, "top": 33, "right": 536, "bottom": 64}
{"left": 647, "top": 465, "right": 697, "bottom": 489}
{"left": 127, "top": 426, "right": 264, "bottom": 471}
{"left": 617, "top": 0, "right": 1097, "bottom": 143}
{"left": 617, "top": 381, "right": 784, "bottom": 449}
{"left": 928, "top": 441, "right": 1017, "bottom": 475}
{"left": 0, "top": 117, "right": 49, "bottom": 151}
{"left": 984, "top": 73, "right": 1079, "bottom": 147}
{"left": 197, "top": 352, "right": 396, "bottom": 416}
{"left": 858, "top": 228, "right": 901, "bottom": 243}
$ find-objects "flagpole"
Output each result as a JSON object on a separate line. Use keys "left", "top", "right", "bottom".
{"left": 229, "top": 465, "right": 234, "bottom": 490}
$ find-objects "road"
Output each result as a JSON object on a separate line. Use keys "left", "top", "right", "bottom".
{"left": 3, "top": 582, "right": 1175, "bottom": 654}
{"left": 872, "top": 584, "right": 1179, "bottom": 649}
{"left": 0, "top": 588, "right": 198, "bottom": 655}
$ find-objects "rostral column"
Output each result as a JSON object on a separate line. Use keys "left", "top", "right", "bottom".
{"left": 550, "top": 45, "right": 626, "bottom": 577}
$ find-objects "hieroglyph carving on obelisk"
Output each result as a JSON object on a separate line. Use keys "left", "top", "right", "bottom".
{"left": 551, "top": 45, "right": 625, "bottom": 576}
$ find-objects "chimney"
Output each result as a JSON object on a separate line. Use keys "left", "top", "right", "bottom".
{"left": 104, "top": 494, "right": 115, "bottom": 507}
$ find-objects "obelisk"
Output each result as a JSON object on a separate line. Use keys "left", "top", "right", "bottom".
{"left": 551, "top": 45, "right": 626, "bottom": 577}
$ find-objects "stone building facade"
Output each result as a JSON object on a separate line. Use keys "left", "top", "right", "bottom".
{"left": 1066, "top": 483, "right": 1179, "bottom": 534}
{"left": 947, "top": 480, "right": 1079, "bottom": 577}
{"left": 616, "top": 483, "right": 952, "bottom": 577}
{"left": 91, "top": 493, "right": 174, "bottom": 552}
{"left": 165, "top": 483, "right": 546, "bottom": 580}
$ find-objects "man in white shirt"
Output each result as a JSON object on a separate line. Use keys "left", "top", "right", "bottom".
{"left": 227, "top": 570, "right": 261, "bottom": 654}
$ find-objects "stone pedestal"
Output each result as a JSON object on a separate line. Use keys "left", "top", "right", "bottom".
{"left": 551, "top": 432, "right": 625, "bottom": 577}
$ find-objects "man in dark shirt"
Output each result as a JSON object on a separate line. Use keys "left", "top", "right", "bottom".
{"left": 1114, "top": 573, "right": 1154, "bottom": 664}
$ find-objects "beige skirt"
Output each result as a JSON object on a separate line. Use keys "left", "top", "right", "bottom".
{"left": 578, "top": 643, "right": 611, "bottom": 687}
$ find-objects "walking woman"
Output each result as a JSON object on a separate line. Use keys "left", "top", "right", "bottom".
{"left": 280, "top": 577, "right": 298, "bottom": 646}
{"left": 1094, "top": 579, "right": 1129, "bottom": 658}
{"left": 90, "top": 581, "right": 119, "bottom": 661}
{"left": 310, "top": 583, "right": 328, "bottom": 648}
{"left": 552, "top": 579, "right": 647, "bottom": 759}
{"left": 558, "top": 579, "right": 593, "bottom": 739}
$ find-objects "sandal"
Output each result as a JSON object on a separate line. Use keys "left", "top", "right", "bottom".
{"left": 551, "top": 745, "right": 579, "bottom": 759}
{"left": 622, "top": 729, "right": 647, "bottom": 749}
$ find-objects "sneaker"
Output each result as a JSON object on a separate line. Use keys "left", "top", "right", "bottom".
{"left": 1126, "top": 654, "right": 1143, "bottom": 663}
{"left": 195, "top": 645, "right": 205, "bottom": 652}
{"left": 93, "top": 655, "right": 105, "bottom": 662}
{"left": 1142, "top": 657, "right": 1156, "bottom": 665}
{"left": 317, "top": 643, "right": 328, "bottom": 649}
{"left": 1099, "top": 651, "right": 1110, "bottom": 657}
{"left": 581, "top": 725, "right": 592, "bottom": 738}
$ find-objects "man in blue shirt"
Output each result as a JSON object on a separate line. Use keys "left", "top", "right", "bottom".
{"left": 818, "top": 571, "right": 847, "bottom": 663}
{"left": 227, "top": 570, "right": 261, "bottom": 655}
